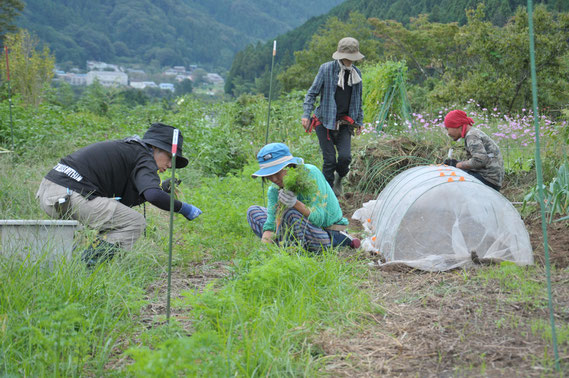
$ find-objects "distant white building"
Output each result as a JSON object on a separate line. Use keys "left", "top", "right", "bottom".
{"left": 65, "top": 73, "right": 87, "bottom": 86}
{"left": 54, "top": 71, "right": 87, "bottom": 86}
{"left": 142, "top": 81, "right": 157, "bottom": 88}
{"left": 129, "top": 81, "right": 146, "bottom": 89}
{"left": 175, "top": 74, "right": 192, "bottom": 82}
{"left": 129, "top": 81, "right": 157, "bottom": 89}
{"left": 164, "top": 66, "right": 187, "bottom": 76}
{"left": 159, "top": 83, "right": 175, "bottom": 92}
{"left": 86, "top": 71, "right": 128, "bottom": 87}
{"left": 206, "top": 73, "right": 224, "bottom": 84}
{"left": 87, "top": 60, "right": 121, "bottom": 72}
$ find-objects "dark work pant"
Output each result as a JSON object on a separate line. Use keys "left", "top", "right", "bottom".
{"left": 316, "top": 124, "right": 352, "bottom": 188}
{"left": 463, "top": 170, "right": 501, "bottom": 192}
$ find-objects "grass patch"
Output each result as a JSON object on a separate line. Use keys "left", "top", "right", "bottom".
{"left": 127, "top": 251, "right": 376, "bottom": 376}
{"left": 0, "top": 240, "right": 161, "bottom": 376}
{"left": 475, "top": 262, "right": 547, "bottom": 308}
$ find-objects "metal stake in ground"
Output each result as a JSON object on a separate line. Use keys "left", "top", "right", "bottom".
{"left": 4, "top": 46, "right": 14, "bottom": 163}
{"left": 265, "top": 40, "right": 276, "bottom": 144}
{"left": 166, "top": 128, "right": 179, "bottom": 324}
{"left": 262, "top": 40, "right": 277, "bottom": 206}
{"left": 527, "top": 0, "right": 560, "bottom": 371}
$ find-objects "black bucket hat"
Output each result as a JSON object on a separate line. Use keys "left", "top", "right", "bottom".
{"left": 142, "top": 123, "right": 189, "bottom": 168}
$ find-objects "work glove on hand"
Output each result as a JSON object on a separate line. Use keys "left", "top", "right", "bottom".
{"left": 179, "top": 202, "right": 202, "bottom": 220}
{"left": 278, "top": 189, "right": 297, "bottom": 208}
{"left": 161, "top": 178, "right": 182, "bottom": 193}
{"left": 443, "top": 158, "right": 458, "bottom": 167}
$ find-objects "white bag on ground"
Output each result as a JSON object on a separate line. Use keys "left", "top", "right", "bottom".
{"left": 352, "top": 166, "right": 533, "bottom": 271}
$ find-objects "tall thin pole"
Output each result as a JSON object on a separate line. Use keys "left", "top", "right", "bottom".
{"left": 264, "top": 40, "right": 276, "bottom": 143}
{"left": 166, "top": 129, "right": 179, "bottom": 324}
{"left": 4, "top": 46, "right": 14, "bottom": 161}
{"left": 527, "top": 0, "right": 559, "bottom": 371}
{"left": 262, "top": 41, "right": 277, "bottom": 205}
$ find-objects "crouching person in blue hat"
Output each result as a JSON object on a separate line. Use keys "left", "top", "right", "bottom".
{"left": 247, "top": 143, "right": 360, "bottom": 251}
{"left": 36, "top": 123, "right": 203, "bottom": 266}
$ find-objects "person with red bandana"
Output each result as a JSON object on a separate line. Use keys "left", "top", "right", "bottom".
{"left": 443, "top": 109, "right": 504, "bottom": 191}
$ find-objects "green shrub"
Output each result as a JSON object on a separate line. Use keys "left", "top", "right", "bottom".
{"left": 523, "top": 160, "right": 569, "bottom": 223}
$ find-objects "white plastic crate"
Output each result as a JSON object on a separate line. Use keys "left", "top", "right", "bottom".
{"left": 0, "top": 220, "right": 80, "bottom": 266}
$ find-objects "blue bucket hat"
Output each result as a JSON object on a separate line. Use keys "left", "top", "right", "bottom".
{"left": 252, "top": 143, "right": 304, "bottom": 178}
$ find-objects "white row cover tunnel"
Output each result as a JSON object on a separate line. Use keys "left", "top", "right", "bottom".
{"left": 353, "top": 166, "right": 533, "bottom": 271}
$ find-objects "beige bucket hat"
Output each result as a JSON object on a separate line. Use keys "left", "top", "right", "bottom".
{"left": 332, "top": 37, "right": 365, "bottom": 61}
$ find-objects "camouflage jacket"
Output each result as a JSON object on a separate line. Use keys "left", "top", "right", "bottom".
{"left": 464, "top": 128, "right": 504, "bottom": 187}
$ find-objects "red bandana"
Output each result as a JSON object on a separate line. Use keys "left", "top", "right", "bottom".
{"left": 444, "top": 110, "right": 474, "bottom": 138}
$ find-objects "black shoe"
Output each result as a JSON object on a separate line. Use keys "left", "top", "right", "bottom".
{"left": 328, "top": 230, "right": 360, "bottom": 249}
{"left": 81, "top": 239, "right": 118, "bottom": 267}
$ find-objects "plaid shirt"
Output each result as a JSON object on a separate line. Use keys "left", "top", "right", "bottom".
{"left": 303, "top": 60, "right": 363, "bottom": 130}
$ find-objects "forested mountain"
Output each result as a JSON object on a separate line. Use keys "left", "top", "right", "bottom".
{"left": 16, "top": 0, "right": 344, "bottom": 70}
{"left": 226, "top": 0, "right": 569, "bottom": 96}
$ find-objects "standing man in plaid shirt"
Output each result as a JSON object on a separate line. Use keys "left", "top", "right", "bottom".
{"left": 301, "top": 37, "right": 364, "bottom": 196}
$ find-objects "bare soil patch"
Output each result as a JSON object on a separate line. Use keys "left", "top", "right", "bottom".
{"left": 139, "top": 260, "right": 231, "bottom": 328}
{"left": 524, "top": 214, "right": 569, "bottom": 269}
{"left": 316, "top": 268, "right": 569, "bottom": 377}
{"left": 329, "top": 194, "right": 569, "bottom": 376}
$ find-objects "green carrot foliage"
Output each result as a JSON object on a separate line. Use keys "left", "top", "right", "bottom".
{"left": 282, "top": 165, "right": 317, "bottom": 197}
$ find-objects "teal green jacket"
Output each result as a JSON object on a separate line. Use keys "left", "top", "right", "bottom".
{"left": 262, "top": 164, "right": 348, "bottom": 232}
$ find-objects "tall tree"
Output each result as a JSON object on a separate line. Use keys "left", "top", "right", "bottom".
{"left": 434, "top": 4, "right": 569, "bottom": 111}
{"left": 0, "top": 0, "right": 24, "bottom": 42}
{"left": 0, "top": 29, "right": 55, "bottom": 106}
{"left": 279, "top": 12, "right": 381, "bottom": 92}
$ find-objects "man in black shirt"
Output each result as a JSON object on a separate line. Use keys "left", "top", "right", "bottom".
{"left": 36, "top": 123, "right": 202, "bottom": 265}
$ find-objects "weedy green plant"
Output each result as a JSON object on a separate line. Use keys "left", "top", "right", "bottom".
{"left": 531, "top": 319, "right": 569, "bottom": 346}
{"left": 0, "top": 241, "right": 160, "bottom": 376}
{"left": 523, "top": 160, "right": 569, "bottom": 223}
{"left": 283, "top": 164, "right": 317, "bottom": 197}
{"left": 127, "top": 251, "right": 376, "bottom": 376}
{"left": 475, "top": 262, "right": 546, "bottom": 308}
{"left": 170, "top": 164, "right": 264, "bottom": 264}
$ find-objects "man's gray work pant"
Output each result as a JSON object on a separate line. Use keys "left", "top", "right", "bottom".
{"left": 36, "top": 178, "right": 145, "bottom": 250}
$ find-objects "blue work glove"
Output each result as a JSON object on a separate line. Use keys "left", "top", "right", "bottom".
{"left": 179, "top": 202, "right": 202, "bottom": 220}
{"left": 278, "top": 189, "right": 297, "bottom": 208}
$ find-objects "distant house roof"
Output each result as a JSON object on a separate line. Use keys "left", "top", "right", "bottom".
{"left": 130, "top": 81, "right": 146, "bottom": 89}
{"left": 87, "top": 60, "right": 121, "bottom": 72}
{"left": 159, "top": 83, "right": 175, "bottom": 91}
{"left": 164, "top": 66, "right": 186, "bottom": 76}
{"left": 175, "top": 74, "right": 192, "bottom": 82}
{"left": 61, "top": 73, "right": 87, "bottom": 86}
{"left": 130, "top": 81, "right": 157, "bottom": 89}
{"left": 206, "top": 73, "right": 224, "bottom": 84}
{"left": 86, "top": 71, "right": 128, "bottom": 87}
